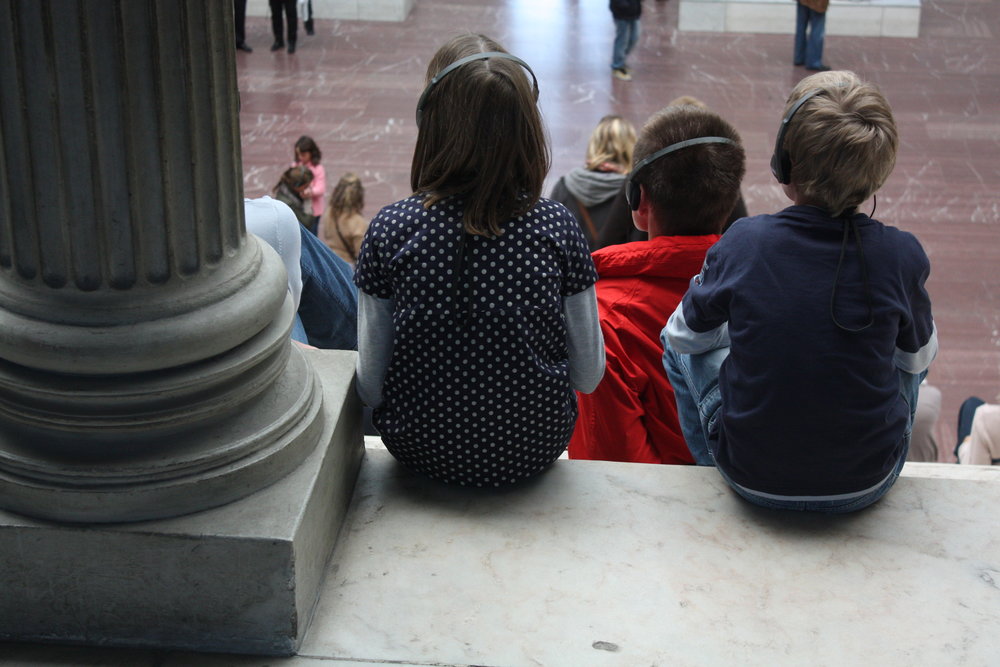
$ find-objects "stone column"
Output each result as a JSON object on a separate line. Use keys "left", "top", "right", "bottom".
{"left": 0, "top": 0, "right": 323, "bottom": 522}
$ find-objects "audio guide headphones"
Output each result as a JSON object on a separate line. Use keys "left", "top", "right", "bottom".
{"left": 769, "top": 88, "right": 824, "bottom": 185}
{"left": 625, "top": 136, "right": 736, "bottom": 211}
{"left": 415, "top": 51, "right": 539, "bottom": 125}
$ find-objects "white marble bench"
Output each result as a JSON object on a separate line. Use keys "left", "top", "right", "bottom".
{"left": 679, "top": 0, "right": 922, "bottom": 38}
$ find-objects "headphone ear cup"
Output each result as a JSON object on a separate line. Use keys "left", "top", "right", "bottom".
{"left": 627, "top": 180, "right": 641, "bottom": 211}
{"left": 779, "top": 150, "right": 792, "bottom": 185}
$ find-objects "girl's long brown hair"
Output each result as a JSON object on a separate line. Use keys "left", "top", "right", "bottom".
{"left": 410, "top": 34, "right": 549, "bottom": 237}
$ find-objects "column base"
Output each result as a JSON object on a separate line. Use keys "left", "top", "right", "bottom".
{"left": 0, "top": 350, "right": 362, "bottom": 656}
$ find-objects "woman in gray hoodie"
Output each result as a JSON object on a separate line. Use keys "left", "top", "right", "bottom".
{"left": 550, "top": 115, "right": 636, "bottom": 249}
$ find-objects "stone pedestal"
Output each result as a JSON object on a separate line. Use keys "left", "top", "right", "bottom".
{"left": 0, "top": 351, "right": 363, "bottom": 656}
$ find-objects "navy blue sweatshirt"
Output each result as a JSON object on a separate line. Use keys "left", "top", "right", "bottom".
{"left": 665, "top": 206, "right": 937, "bottom": 496}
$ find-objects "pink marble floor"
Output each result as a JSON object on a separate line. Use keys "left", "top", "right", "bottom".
{"left": 236, "top": 0, "right": 1000, "bottom": 460}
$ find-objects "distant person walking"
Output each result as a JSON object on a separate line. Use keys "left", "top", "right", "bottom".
{"left": 269, "top": 0, "right": 298, "bottom": 53}
{"left": 610, "top": 0, "right": 641, "bottom": 81}
{"left": 794, "top": 0, "right": 830, "bottom": 71}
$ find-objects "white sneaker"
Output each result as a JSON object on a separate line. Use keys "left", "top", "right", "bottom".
{"left": 612, "top": 68, "right": 632, "bottom": 81}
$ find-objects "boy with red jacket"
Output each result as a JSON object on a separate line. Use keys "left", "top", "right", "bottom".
{"left": 569, "top": 105, "right": 746, "bottom": 463}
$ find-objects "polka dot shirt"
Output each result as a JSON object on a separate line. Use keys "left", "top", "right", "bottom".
{"left": 355, "top": 195, "right": 597, "bottom": 486}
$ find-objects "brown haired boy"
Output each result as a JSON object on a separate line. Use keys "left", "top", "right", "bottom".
{"left": 569, "top": 105, "right": 745, "bottom": 463}
{"left": 662, "top": 71, "right": 937, "bottom": 512}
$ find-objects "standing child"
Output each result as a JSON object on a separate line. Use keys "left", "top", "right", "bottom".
{"left": 662, "top": 71, "right": 936, "bottom": 512}
{"left": 354, "top": 34, "right": 605, "bottom": 487}
{"left": 319, "top": 172, "right": 368, "bottom": 266}
{"left": 293, "top": 135, "right": 326, "bottom": 232}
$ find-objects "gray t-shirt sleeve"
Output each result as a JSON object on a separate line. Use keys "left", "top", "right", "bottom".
{"left": 356, "top": 290, "right": 394, "bottom": 407}
{"left": 563, "top": 285, "right": 605, "bottom": 393}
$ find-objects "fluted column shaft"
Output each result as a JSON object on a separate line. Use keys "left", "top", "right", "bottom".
{"left": 0, "top": 0, "right": 324, "bottom": 523}
{"left": 0, "top": 0, "right": 275, "bottom": 374}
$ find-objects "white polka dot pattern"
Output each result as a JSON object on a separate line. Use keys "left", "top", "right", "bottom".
{"left": 354, "top": 195, "right": 597, "bottom": 486}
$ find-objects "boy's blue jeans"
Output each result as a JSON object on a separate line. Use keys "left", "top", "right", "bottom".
{"left": 611, "top": 18, "right": 639, "bottom": 70}
{"left": 661, "top": 338, "right": 925, "bottom": 513}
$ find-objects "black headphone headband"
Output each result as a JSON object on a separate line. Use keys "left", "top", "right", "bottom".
{"left": 770, "top": 88, "right": 824, "bottom": 185}
{"left": 625, "top": 136, "right": 736, "bottom": 211}
{"left": 415, "top": 51, "right": 539, "bottom": 125}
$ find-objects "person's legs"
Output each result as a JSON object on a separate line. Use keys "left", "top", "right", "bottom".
{"left": 269, "top": 0, "right": 284, "bottom": 48}
{"left": 234, "top": 0, "right": 248, "bottom": 47}
{"left": 661, "top": 339, "right": 728, "bottom": 466}
{"left": 624, "top": 19, "right": 640, "bottom": 64}
{"left": 794, "top": 3, "right": 808, "bottom": 65}
{"left": 611, "top": 19, "right": 630, "bottom": 70}
{"left": 805, "top": 9, "right": 826, "bottom": 69}
{"left": 284, "top": 0, "right": 298, "bottom": 51}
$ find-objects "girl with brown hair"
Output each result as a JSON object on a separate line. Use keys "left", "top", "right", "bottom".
{"left": 319, "top": 173, "right": 367, "bottom": 266}
{"left": 353, "top": 34, "right": 605, "bottom": 487}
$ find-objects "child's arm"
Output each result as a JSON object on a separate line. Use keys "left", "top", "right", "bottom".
{"left": 663, "top": 300, "right": 730, "bottom": 355}
{"left": 356, "top": 290, "right": 393, "bottom": 408}
{"left": 563, "top": 286, "right": 605, "bottom": 393}
{"left": 893, "top": 239, "right": 937, "bottom": 374}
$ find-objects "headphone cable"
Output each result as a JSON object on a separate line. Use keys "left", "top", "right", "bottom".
{"left": 830, "top": 213, "right": 874, "bottom": 332}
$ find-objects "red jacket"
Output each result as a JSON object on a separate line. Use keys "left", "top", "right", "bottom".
{"left": 569, "top": 234, "right": 719, "bottom": 464}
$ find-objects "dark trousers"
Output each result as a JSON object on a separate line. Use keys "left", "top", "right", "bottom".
{"left": 233, "top": 0, "right": 248, "bottom": 46}
{"left": 269, "top": 0, "right": 297, "bottom": 45}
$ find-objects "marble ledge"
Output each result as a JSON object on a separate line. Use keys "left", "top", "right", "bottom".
{"left": 3, "top": 448, "right": 997, "bottom": 666}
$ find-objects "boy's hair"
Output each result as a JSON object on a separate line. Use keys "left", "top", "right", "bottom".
{"left": 667, "top": 95, "right": 708, "bottom": 110}
{"left": 294, "top": 136, "right": 322, "bottom": 164}
{"left": 631, "top": 106, "right": 745, "bottom": 235}
{"left": 327, "top": 172, "right": 365, "bottom": 221}
{"left": 276, "top": 165, "right": 313, "bottom": 194}
{"left": 410, "top": 33, "right": 548, "bottom": 237}
{"left": 584, "top": 115, "right": 636, "bottom": 172}
{"left": 780, "top": 71, "right": 897, "bottom": 217}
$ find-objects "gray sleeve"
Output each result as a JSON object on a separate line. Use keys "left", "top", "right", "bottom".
{"left": 356, "top": 290, "right": 395, "bottom": 408}
{"left": 563, "top": 285, "right": 605, "bottom": 393}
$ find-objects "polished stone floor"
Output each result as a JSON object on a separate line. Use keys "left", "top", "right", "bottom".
{"left": 236, "top": 0, "right": 1000, "bottom": 460}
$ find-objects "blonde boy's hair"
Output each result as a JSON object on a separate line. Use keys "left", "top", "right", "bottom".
{"left": 781, "top": 71, "right": 898, "bottom": 217}
{"left": 585, "top": 115, "right": 637, "bottom": 172}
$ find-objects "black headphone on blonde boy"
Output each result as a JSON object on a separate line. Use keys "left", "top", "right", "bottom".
{"left": 770, "top": 85, "right": 875, "bottom": 333}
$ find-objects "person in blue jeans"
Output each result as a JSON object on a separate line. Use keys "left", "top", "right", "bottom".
{"left": 794, "top": 0, "right": 829, "bottom": 71}
{"left": 661, "top": 71, "right": 937, "bottom": 513}
{"left": 610, "top": 0, "right": 641, "bottom": 81}
{"left": 245, "top": 196, "right": 358, "bottom": 351}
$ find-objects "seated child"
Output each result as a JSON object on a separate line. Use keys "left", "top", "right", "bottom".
{"left": 245, "top": 195, "right": 358, "bottom": 350}
{"left": 549, "top": 114, "right": 636, "bottom": 249}
{"left": 319, "top": 172, "right": 368, "bottom": 266}
{"left": 569, "top": 105, "right": 746, "bottom": 464}
{"left": 272, "top": 165, "right": 315, "bottom": 230}
{"left": 354, "top": 34, "right": 604, "bottom": 487}
{"left": 662, "top": 70, "right": 937, "bottom": 512}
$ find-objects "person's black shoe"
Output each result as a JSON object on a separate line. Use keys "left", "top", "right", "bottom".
{"left": 793, "top": 60, "right": 804, "bottom": 66}
{"left": 270, "top": 41, "right": 284, "bottom": 52}
{"left": 236, "top": 42, "right": 253, "bottom": 53}
{"left": 806, "top": 64, "right": 831, "bottom": 71}
{"left": 305, "top": 20, "right": 315, "bottom": 36}
{"left": 287, "top": 41, "right": 296, "bottom": 54}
